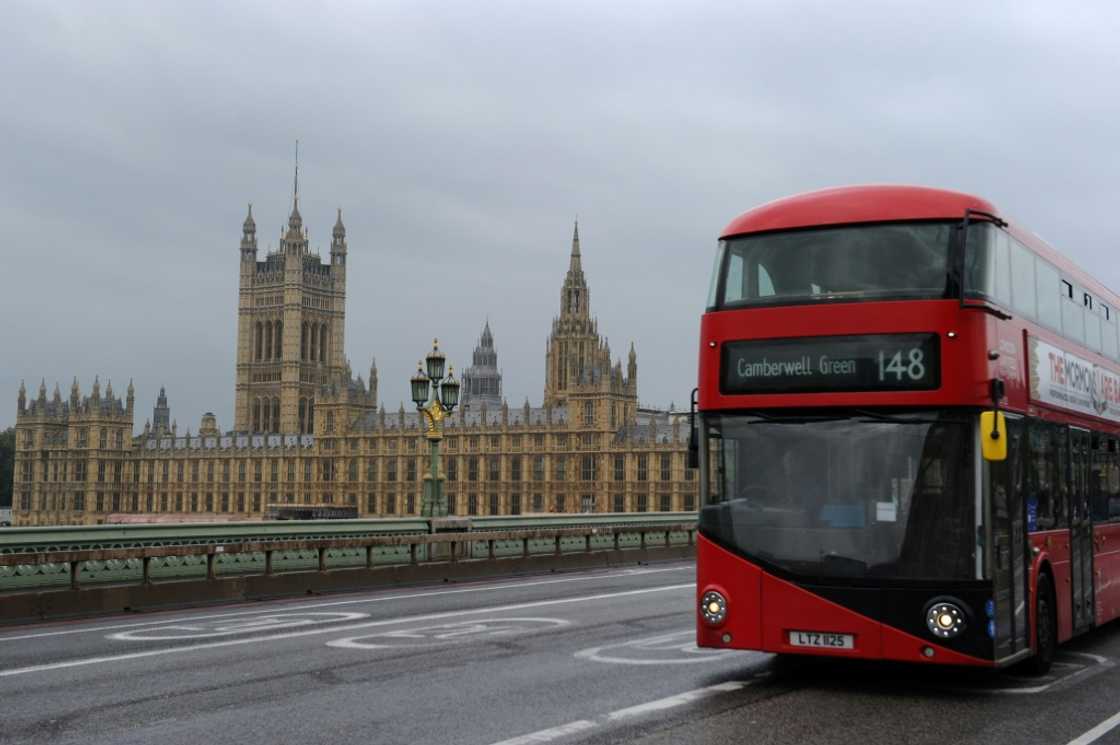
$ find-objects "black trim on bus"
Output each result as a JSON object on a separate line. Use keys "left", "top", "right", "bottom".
{"left": 698, "top": 527, "right": 996, "bottom": 662}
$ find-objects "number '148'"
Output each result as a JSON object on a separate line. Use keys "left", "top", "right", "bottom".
{"left": 878, "top": 348, "right": 925, "bottom": 381}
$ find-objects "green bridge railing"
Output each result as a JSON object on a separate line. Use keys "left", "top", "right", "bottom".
{"left": 0, "top": 512, "right": 696, "bottom": 593}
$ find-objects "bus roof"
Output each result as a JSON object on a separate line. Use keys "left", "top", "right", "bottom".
{"left": 720, "top": 184, "right": 1120, "bottom": 335}
{"left": 720, "top": 185, "right": 998, "bottom": 238}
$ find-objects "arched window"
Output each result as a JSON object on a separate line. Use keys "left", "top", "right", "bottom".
{"left": 252, "top": 398, "right": 261, "bottom": 432}
{"left": 301, "top": 322, "right": 308, "bottom": 361}
{"left": 264, "top": 320, "right": 273, "bottom": 360}
{"left": 299, "top": 398, "right": 307, "bottom": 434}
{"left": 308, "top": 399, "right": 314, "bottom": 432}
{"left": 320, "top": 323, "right": 328, "bottom": 362}
{"left": 272, "top": 398, "right": 280, "bottom": 433}
{"left": 262, "top": 397, "right": 271, "bottom": 433}
{"left": 255, "top": 322, "right": 263, "bottom": 361}
{"left": 310, "top": 324, "right": 318, "bottom": 363}
{"left": 275, "top": 321, "right": 283, "bottom": 360}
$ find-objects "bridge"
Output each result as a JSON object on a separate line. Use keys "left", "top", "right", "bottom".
{"left": 0, "top": 513, "right": 694, "bottom": 623}
{"left": 3, "top": 517, "right": 1120, "bottom": 745}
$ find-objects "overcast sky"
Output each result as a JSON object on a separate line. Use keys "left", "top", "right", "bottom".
{"left": 3, "top": 1, "right": 1120, "bottom": 432}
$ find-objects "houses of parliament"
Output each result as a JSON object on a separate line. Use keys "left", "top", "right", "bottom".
{"left": 11, "top": 176, "right": 693, "bottom": 526}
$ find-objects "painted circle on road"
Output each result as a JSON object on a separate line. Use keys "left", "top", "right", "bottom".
{"left": 327, "top": 617, "right": 571, "bottom": 650}
{"left": 109, "top": 611, "right": 369, "bottom": 641}
{"left": 576, "top": 629, "right": 746, "bottom": 665}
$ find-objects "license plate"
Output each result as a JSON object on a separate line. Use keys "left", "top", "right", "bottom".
{"left": 789, "top": 630, "right": 854, "bottom": 649}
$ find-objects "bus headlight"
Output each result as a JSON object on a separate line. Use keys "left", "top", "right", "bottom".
{"left": 925, "top": 600, "right": 967, "bottom": 639}
{"left": 700, "top": 590, "right": 727, "bottom": 626}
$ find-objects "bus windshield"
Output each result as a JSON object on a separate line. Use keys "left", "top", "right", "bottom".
{"left": 699, "top": 411, "right": 975, "bottom": 581}
{"left": 711, "top": 222, "right": 956, "bottom": 309}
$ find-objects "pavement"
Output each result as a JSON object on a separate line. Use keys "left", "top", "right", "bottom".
{"left": 1, "top": 560, "right": 1120, "bottom": 745}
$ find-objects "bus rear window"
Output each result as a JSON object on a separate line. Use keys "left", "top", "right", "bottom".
{"left": 716, "top": 222, "right": 954, "bottom": 309}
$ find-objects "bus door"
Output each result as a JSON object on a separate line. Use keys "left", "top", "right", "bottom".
{"left": 1070, "top": 428, "right": 1095, "bottom": 634}
{"left": 988, "top": 416, "right": 1029, "bottom": 657}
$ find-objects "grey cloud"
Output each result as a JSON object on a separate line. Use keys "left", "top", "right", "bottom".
{"left": 3, "top": 0, "right": 1120, "bottom": 428}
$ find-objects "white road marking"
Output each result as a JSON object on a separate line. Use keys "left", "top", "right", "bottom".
{"left": 607, "top": 680, "right": 750, "bottom": 719}
{"left": 950, "top": 653, "right": 1114, "bottom": 696}
{"left": 0, "top": 564, "right": 691, "bottom": 642}
{"left": 110, "top": 612, "right": 369, "bottom": 641}
{"left": 575, "top": 629, "right": 742, "bottom": 665}
{"left": 488, "top": 720, "right": 597, "bottom": 745}
{"left": 484, "top": 679, "right": 751, "bottom": 745}
{"left": 1065, "top": 708, "right": 1120, "bottom": 745}
{"left": 0, "top": 583, "right": 692, "bottom": 678}
{"left": 327, "top": 617, "right": 570, "bottom": 649}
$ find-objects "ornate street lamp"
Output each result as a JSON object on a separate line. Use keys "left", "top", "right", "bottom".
{"left": 411, "top": 339, "right": 460, "bottom": 517}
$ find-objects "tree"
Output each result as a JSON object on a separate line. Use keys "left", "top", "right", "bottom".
{"left": 0, "top": 427, "right": 13, "bottom": 508}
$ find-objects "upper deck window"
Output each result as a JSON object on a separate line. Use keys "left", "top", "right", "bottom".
{"left": 712, "top": 222, "right": 954, "bottom": 310}
{"left": 967, "top": 223, "right": 1058, "bottom": 324}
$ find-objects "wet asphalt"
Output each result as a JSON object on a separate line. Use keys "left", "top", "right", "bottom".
{"left": 1, "top": 560, "right": 1119, "bottom": 745}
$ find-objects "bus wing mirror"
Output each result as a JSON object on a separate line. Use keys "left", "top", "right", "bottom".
{"left": 980, "top": 411, "right": 1007, "bottom": 461}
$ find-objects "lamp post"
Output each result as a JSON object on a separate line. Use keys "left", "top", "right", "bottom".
{"left": 410, "top": 339, "right": 460, "bottom": 518}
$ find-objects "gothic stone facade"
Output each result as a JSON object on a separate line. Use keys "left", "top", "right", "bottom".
{"left": 12, "top": 205, "right": 692, "bottom": 526}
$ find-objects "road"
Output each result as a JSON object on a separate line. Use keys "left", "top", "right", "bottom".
{"left": 2, "top": 561, "right": 1120, "bottom": 745}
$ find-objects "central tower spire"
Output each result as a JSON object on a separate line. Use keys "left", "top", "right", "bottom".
{"left": 462, "top": 320, "right": 503, "bottom": 409}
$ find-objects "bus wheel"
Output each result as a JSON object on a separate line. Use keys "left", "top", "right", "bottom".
{"left": 1024, "top": 573, "right": 1056, "bottom": 676}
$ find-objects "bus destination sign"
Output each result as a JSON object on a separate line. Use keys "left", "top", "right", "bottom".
{"left": 720, "top": 334, "right": 940, "bottom": 395}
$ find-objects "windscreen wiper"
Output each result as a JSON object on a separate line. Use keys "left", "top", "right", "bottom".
{"left": 851, "top": 409, "right": 941, "bottom": 424}
{"left": 741, "top": 411, "right": 850, "bottom": 425}
{"left": 820, "top": 552, "right": 869, "bottom": 573}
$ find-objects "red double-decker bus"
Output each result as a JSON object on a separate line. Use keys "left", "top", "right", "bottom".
{"left": 693, "top": 185, "right": 1120, "bottom": 673}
